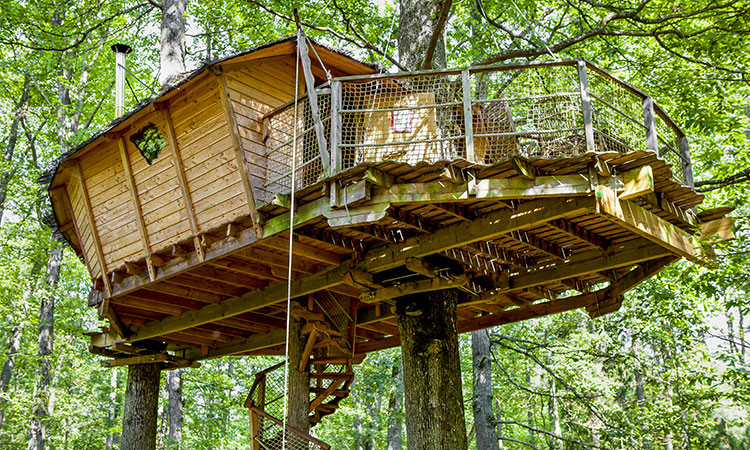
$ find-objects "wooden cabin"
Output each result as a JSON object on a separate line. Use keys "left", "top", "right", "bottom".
{"left": 46, "top": 36, "right": 732, "bottom": 444}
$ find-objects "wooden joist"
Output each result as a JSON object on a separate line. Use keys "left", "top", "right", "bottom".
{"left": 359, "top": 275, "right": 469, "bottom": 304}
{"left": 597, "top": 185, "right": 703, "bottom": 262}
{"left": 119, "top": 195, "right": 593, "bottom": 346}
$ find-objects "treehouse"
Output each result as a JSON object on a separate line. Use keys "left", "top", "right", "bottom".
{"left": 46, "top": 36, "right": 731, "bottom": 447}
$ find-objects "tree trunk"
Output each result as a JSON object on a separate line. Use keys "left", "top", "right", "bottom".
{"left": 549, "top": 375, "right": 562, "bottom": 450}
{"left": 397, "top": 0, "right": 448, "bottom": 69}
{"left": 159, "top": 0, "right": 187, "bottom": 87}
{"left": 106, "top": 369, "right": 119, "bottom": 450}
{"left": 27, "top": 245, "right": 63, "bottom": 450}
{"left": 287, "top": 312, "right": 310, "bottom": 433}
{"left": 394, "top": 289, "right": 467, "bottom": 449}
{"left": 471, "top": 329, "right": 499, "bottom": 450}
{"left": 495, "top": 398, "right": 504, "bottom": 450}
{"left": 0, "top": 75, "right": 31, "bottom": 224}
{"left": 121, "top": 364, "right": 161, "bottom": 450}
{"left": 0, "top": 324, "right": 22, "bottom": 429}
{"left": 386, "top": 360, "right": 403, "bottom": 450}
{"left": 635, "top": 364, "right": 652, "bottom": 450}
{"left": 525, "top": 370, "right": 536, "bottom": 449}
{"left": 165, "top": 369, "right": 182, "bottom": 448}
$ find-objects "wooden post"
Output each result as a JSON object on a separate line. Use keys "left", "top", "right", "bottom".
{"left": 73, "top": 161, "right": 112, "bottom": 296}
{"left": 461, "top": 69, "right": 475, "bottom": 162}
{"left": 577, "top": 61, "right": 596, "bottom": 153}
{"left": 248, "top": 408, "right": 260, "bottom": 450}
{"left": 679, "top": 135, "right": 695, "bottom": 188}
{"left": 642, "top": 96, "right": 658, "bottom": 155}
{"left": 296, "top": 28, "right": 330, "bottom": 173}
{"left": 329, "top": 80, "right": 342, "bottom": 176}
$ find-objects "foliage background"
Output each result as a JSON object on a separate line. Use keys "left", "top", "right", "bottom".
{"left": 0, "top": 0, "right": 747, "bottom": 448}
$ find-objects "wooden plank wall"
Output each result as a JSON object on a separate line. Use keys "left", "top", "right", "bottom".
{"left": 224, "top": 59, "right": 297, "bottom": 206}
{"left": 61, "top": 59, "right": 302, "bottom": 278}
{"left": 66, "top": 174, "right": 101, "bottom": 278}
{"left": 171, "top": 75, "right": 249, "bottom": 231}
{"left": 78, "top": 139, "right": 138, "bottom": 272}
{"left": 124, "top": 113, "right": 192, "bottom": 253}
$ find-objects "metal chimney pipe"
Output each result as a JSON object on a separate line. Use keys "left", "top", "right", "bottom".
{"left": 111, "top": 44, "right": 132, "bottom": 118}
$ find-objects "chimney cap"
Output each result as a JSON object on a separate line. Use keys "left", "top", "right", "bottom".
{"left": 111, "top": 44, "right": 132, "bottom": 54}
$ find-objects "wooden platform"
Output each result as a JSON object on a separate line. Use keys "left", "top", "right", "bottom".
{"left": 87, "top": 149, "right": 726, "bottom": 365}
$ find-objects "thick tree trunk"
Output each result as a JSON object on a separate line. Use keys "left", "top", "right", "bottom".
{"left": 27, "top": 245, "right": 63, "bottom": 450}
{"left": 395, "top": 289, "right": 467, "bottom": 449}
{"left": 397, "top": 0, "right": 448, "bottom": 69}
{"left": 471, "top": 329, "right": 499, "bottom": 450}
{"left": 106, "top": 369, "right": 119, "bottom": 450}
{"left": 287, "top": 313, "right": 310, "bottom": 433}
{"left": 386, "top": 360, "right": 403, "bottom": 450}
{"left": 159, "top": 0, "right": 187, "bottom": 87}
{"left": 165, "top": 369, "right": 182, "bottom": 448}
{"left": 121, "top": 364, "right": 161, "bottom": 450}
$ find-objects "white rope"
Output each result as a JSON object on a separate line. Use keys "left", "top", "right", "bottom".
{"left": 306, "top": 34, "right": 333, "bottom": 82}
{"left": 280, "top": 37, "right": 302, "bottom": 450}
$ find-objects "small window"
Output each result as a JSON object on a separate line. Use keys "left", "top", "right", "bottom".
{"left": 130, "top": 123, "right": 166, "bottom": 165}
{"left": 391, "top": 109, "right": 413, "bottom": 133}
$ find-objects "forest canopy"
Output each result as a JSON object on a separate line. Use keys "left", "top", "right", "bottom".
{"left": 0, "top": 0, "right": 748, "bottom": 448}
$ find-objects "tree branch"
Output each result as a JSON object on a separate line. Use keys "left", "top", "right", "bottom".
{"left": 695, "top": 168, "right": 750, "bottom": 192}
{"left": 421, "top": 0, "right": 453, "bottom": 69}
{"left": 243, "top": 0, "right": 405, "bottom": 71}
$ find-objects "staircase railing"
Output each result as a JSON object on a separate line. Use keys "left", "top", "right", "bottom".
{"left": 245, "top": 362, "right": 333, "bottom": 450}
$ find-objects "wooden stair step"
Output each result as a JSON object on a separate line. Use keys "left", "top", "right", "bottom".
{"left": 309, "top": 372, "right": 353, "bottom": 379}
{"left": 309, "top": 388, "right": 350, "bottom": 397}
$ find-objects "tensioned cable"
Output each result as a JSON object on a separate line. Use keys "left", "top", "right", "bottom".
{"left": 280, "top": 35, "right": 302, "bottom": 450}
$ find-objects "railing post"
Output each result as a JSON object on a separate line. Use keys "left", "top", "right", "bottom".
{"left": 679, "top": 135, "right": 695, "bottom": 188}
{"left": 461, "top": 69, "right": 475, "bottom": 162}
{"left": 642, "top": 96, "right": 659, "bottom": 155}
{"left": 248, "top": 408, "right": 260, "bottom": 450}
{"left": 330, "top": 80, "right": 342, "bottom": 176}
{"left": 576, "top": 61, "right": 596, "bottom": 153}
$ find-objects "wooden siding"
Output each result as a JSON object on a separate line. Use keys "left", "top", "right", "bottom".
{"left": 170, "top": 78, "right": 249, "bottom": 232}
{"left": 225, "top": 60, "right": 297, "bottom": 206}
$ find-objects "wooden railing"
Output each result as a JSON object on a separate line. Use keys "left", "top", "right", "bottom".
{"left": 260, "top": 59, "right": 694, "bottom": 204}
{"left": 245, "top": 362, "right": 332, "bottom": 450}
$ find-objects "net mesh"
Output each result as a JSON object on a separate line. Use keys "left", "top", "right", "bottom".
{"left": 262, "top": 94, "right": 331, "bottom": 204}
{"left": 339, "top": 74, "right": 464, "bottom": 169}
{"left": 258, "top": 63, "right": 691, "bottom": 204}
{"left": 587, "top": 70, "right": 648, "bottom": 154}
{"left": 470, "top": 65, "right": 584, "bottom": 161}
{"left": 654, "top": 113, "right": 686, "bottom": 184}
